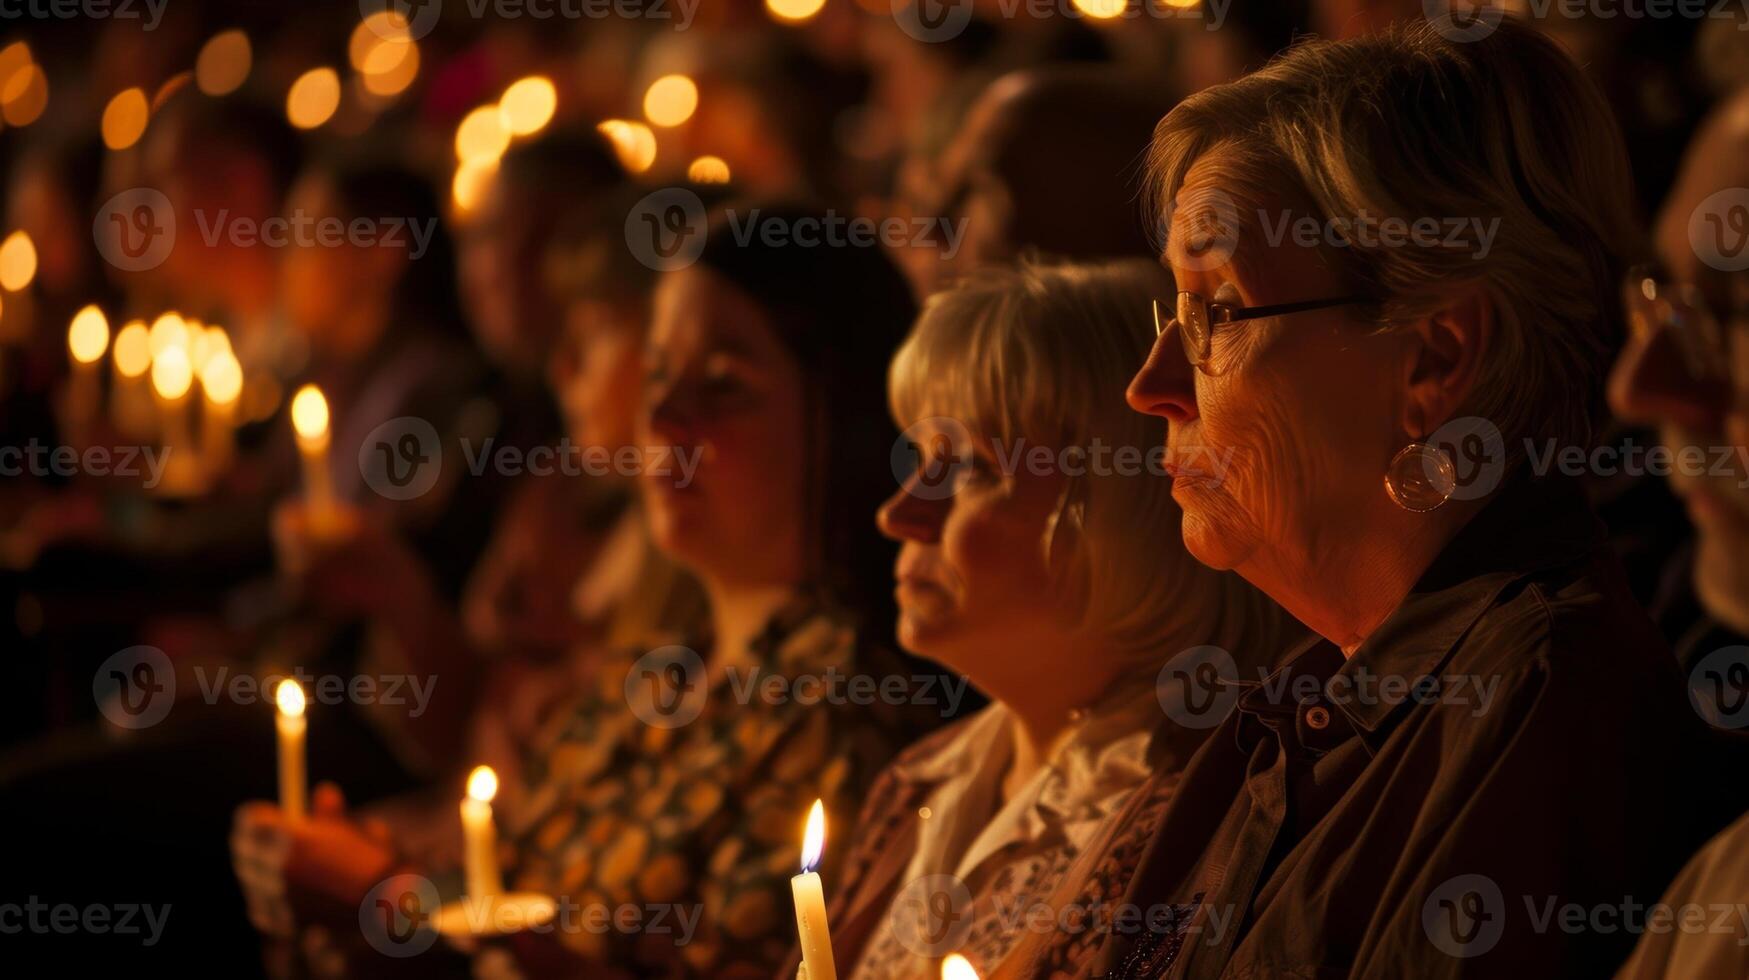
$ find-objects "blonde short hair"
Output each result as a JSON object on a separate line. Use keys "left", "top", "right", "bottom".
{"left": 1145, "top": 19, "right": 1641, "bottom": 459}
{"left": 890, "top": 258, "right": 1287, "bottom": 670}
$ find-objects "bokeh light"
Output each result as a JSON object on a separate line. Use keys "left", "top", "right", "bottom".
{"left": 0, "top": 231, "right": 37, "bottom": 291}
{"left": 101, "top": 88, "right": 150, "bottom": 150}
{"left": 151, "top": 345, "right": 194, "bottom": 400}
{"left": 1072, "top": 0, "right": 1127, "bottom": 17}
{"left": 113, "top": 321, "right": 151, "bottom": 378}
{"left": 597, "top": 120, "right": 657, "bottom": 173}
{"left": 643, "top": 74, "right": 698, "bottom": 128}
{"left": 148, "top": 312, "right": 188, "bottom": 358}
{"left": 687, "top": 155, "right": 732, "bottom": 184}
{"left": 68, "top": 306, "right": 110, "bottom": 364}
{"left": 499, "top": 76, "right": 556, "bottom": 137}
{"left": 286, "top": 68, "right": 341, "bottom": 130}
{"left": 767, "top": 0, "right": 827, "bottom": 21}
{"left": 452, "top": 158, "right": 500, "bottom": 213}
{"left": 1, "top": 62, "right": 47, "bottom": 127}
{"left": 195, "top": 30, "right": 251, "bottom": 96}
{"left": 456, "top": 105, "right": 510, "bottom": 164}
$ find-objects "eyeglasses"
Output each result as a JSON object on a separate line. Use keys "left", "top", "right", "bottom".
{"left": 1153, "top": 291, "right": 1367, "bottom": 374}
{"left": 1620, "top": 263, "right": 1741, "bottom": 386}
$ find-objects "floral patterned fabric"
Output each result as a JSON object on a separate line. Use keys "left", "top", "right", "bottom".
{"left": 504, "top": 593, "right": 926, "bottom": 978}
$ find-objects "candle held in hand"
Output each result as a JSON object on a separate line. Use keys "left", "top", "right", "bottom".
{"left": 290, "top": 384, "right": 336, "bottom": 529}
{"left": 275, "top": 680, "right": 307, "bottom": 822}
{"left": 791, "top": 799, "right": 837, "bottom": 980}
{"left": 462, "top": 765, "right": 503, "bottom": 900}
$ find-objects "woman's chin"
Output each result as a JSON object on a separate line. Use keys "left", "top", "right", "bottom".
{"left": 1178, "top": 502, "right": 1250, "bottom": 572}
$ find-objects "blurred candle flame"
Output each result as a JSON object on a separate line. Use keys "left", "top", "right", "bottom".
{"left": 467, "top": 765, "right": 498, "bottom": 804}
{"left": 276, "top": 679, "right": 306, "bottom": 718}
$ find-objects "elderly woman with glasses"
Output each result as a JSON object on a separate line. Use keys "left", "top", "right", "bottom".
{"left": 994, "top": 20, "right": 1744, "bottom": 980}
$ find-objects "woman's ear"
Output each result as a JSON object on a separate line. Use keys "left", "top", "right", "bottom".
{"left": 1400, "top": 284, "right": 1494, "bottom": 437}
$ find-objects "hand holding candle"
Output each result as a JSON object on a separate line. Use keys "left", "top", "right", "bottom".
{"left": 792, "top": 799, "right": 837, "bottom": 980}
{"left": 461, "top": 765, "right": 502, "bottom": 901}
{"left": 275, "top": 680, "right": 307, "bottom": 822}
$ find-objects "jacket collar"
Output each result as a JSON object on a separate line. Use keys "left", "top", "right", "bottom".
{"left": 1237, "top": 476, "right": 1606, "bottom": 748}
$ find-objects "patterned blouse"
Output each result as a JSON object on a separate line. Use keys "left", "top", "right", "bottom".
{"left": 503, "top": 592, "right": 925, "bottom": 979}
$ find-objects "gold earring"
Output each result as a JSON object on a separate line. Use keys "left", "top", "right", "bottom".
{"left": 1384, "top": 440, "right": 1456, "bottom": 512}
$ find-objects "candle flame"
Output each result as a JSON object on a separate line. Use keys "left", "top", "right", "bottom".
{"left": 150, "top": 345, "right": 193, "bottom": 400}
{"left": 113, "top": 321, "right": 151, "bottom": 378}
{"left": 466, "top": 765, "right": 498, "bottom": 804}
{"left": 276, "top": 679, "right": 306, "bottom": 718}
{"left": 290, "top": 384, "right": 329, "bottom": 440}
{"left": 942, "top": 954, "right": 980, "bottom": 980}
{"left": 68, "top": 305, "right": 110, "bottom": 363}
{"left": 800, "top": 799, "right": 826, "bottom": 871}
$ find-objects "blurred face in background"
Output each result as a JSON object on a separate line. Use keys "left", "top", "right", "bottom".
{"left": 457, "top": 177, "right": 557, "bottom": 375}
{"left": 278, "top": 174, "right": 401, "bottom": 362}
{"left": 1609, "top": 110, "right": 1749, "bottom": 634}
{"left": 552, "top": 298, "right": 645, "bottom": 453}
{"left": 640, "top": 267, "right": 807, "bottom": 588}
{"left": 877, "top": 416, "right": 1071, "bottom": 672}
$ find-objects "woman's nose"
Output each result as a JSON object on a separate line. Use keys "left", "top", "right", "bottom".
{"left": 1608, "top": 323, "right": 1730, "bottom": 433}
{"left": 876, "top": 477, "right": 946, "bottom": 544}
{"left": 1127, "top": 321, "right": 1199, "bottom": 423}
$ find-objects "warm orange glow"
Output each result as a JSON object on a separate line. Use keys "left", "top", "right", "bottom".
{"left": 286, "top": 68, "right": 341, "bottom": 130}
{"left": 499, "top": 76, "right": 556, "bottom": 137}
{"left": 113, "top": 321, "right": 151, "bottom": 378}
{"left": 68, "top": 306, "right": 109, "bottom": 364}
{"left": 687, "top": 155, "right": 731, "bottom": 184}
{"left": 466, "top": 765, "right": 499, "bottom": 804}
{"left": 290, "top": 385, "right": 330, "bottom": 441}
{"left": 147, "top": 312, "right": 188, "bottom": 358}
{"left": 101, "top": 88, "right": 150, "bottom": 150}
{"left": 0, "top": 231, "right": 37, "bottom": 291}
{"left": 151, "top": 346, "right": 193, "bottom": 400}
{"left": 200, "top": 350, "right": 243, "bottom": 405}
{"left": 1072, "top": 0, "right": 1127, "bottom": 17}
{"left": 455, "top": 105, "right": 510, "bottom": 164}
{"left": 597, "top": 119, "right": 657, "bottom": 173}
{"left": 643, "top": 74, "right": 698, "bottom": 128}
{"left": 451, "top": 158, "right": 499, "bottom": 213}
{"left": 1, "top": 62, "right": 47, "bottom": 127}
{"left": 196, "top": 30, "right": 252, "bottom": 96}
{"left": 942, "top": 954, "right": 981, "bottom": 980}
{"left": 275, "top": 679, "right": 307, "bottom": 718}
{"left": 801, "top": 799, "right": 826, "bottom": 871}
{"left": 767, "top": 0, "right": 827, "bottom": 20}
{"left": 360, "top": 41, "right": 419, "bottom": 97}
{"left": 350, "top": 11, "right": 410, "bottom": 70}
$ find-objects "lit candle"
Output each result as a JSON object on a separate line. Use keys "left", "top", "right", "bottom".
{"left": 199, "top": 348, "right": 242, "bottom": 473}
{"left": 150, "top": 344, "right": 194, "bottom": 489}
{"left": 66, "top": 304, "right": 109, "bottom": 429}
{"left": 942, "top": 953, "right": 980, "bottom": 980}
{"left": 275, "top": 680, "right": 307, "bottom": 822}
{"left": 462, "top": 765, "right": 503, "bottom": 901}
{"left": 792, "top": 799, "right": 837, "bottom": 980}
{"left": 289, "top": 384, "right": 336, "bottom": 528}
{"left": 110, "top": 320, "right": 155, "bottom": 438}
